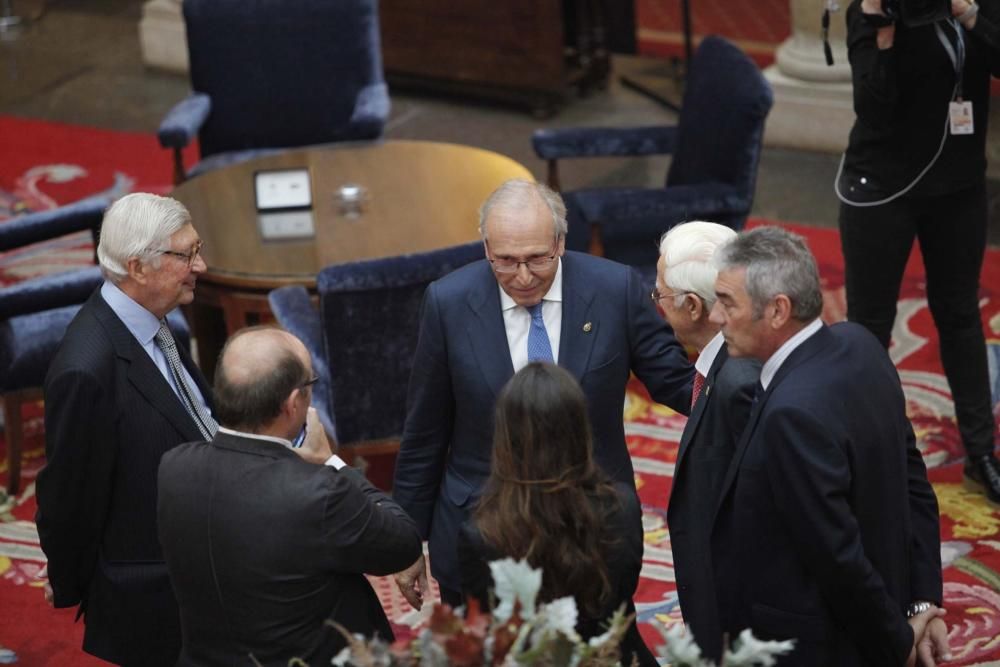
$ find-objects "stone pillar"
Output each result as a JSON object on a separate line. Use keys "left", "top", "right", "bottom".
{"left": 763, "top": 0, "right": 854, "bottom": 153}
{"left": 139, "top": 0, "right": 189, "bottom": 74}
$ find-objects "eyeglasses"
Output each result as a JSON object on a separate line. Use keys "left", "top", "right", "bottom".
{"left": 487, "top": 240, "right": 560, "bottom": 274}
{"left": 299, "top": 376, "right": 320, "bottom": 389}
{"left": 159, "top": 240, "right": 204, "bottom": 268}
{"left": 650, "top": 288, "right": 690, "bottom": 306}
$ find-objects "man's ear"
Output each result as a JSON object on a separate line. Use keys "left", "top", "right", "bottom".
{"left": 769, "top": 294, "right": 793, "bottom": 329}
{"left": 685, "top": 294, "right": 705, "bottom": 322}
{"left": 126, "top": 257, "right": 148, "bottom": 285}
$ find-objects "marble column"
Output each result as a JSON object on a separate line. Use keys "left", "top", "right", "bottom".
{"left": 763, "top": 0, "right": 855, "bottom": 153}
{"left": 139, "top": 0, "right": 189, "bottom": 74}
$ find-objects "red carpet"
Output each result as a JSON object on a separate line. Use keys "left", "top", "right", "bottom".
{"left": 3, "top": 116, "right": 1000, "bottom": 664}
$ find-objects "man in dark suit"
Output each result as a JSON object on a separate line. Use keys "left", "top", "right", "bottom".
{"left": 158, "top": 327, "right": 422, "bottom": 666}
{"left": 654, "top": 222, "right": 759, "bottom": 662}
{"left": 392, "top": 179, "right": 694, "bottom": 608}
{"left": 36, "top": 193, "right": 216, "bottom": 666}
{"left": 708, "top": 226, "right": 950, "bottom": 666}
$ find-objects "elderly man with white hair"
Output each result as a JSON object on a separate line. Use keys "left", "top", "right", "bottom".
{"left": 37, "top": 192, "right": 215, "bottom": 666}
{"left": 655, "top": 221, "right": 760, "bottom": 662}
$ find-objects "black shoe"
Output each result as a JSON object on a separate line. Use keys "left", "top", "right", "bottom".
{"left": 963, "top": 454, "right": 1000, "bottom": 507}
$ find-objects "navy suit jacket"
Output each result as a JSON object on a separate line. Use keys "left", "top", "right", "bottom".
{"left": 668, "top": 344, "right": 759, "bottom": 662}
{"left": 158, "top": 432, "right": 422, "bottom": 667}
{"left": 36, "top": 289, "right": 212, "bottom": 666}
{"left": 393, "top": 251, "right": 693, "bottom": 591}
{"left": 710, "top": 323, "right": 942, "bottom": 666}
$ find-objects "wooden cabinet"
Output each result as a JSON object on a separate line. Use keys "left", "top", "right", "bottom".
{"left": 379, "top": 0, "right": 610, "bottom": 116}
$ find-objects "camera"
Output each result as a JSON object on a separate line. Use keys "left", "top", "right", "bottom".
{"left": 881, "top": 0, "right": 952, "bottom": 26}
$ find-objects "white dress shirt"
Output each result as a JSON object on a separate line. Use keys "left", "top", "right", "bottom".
{"left": 760, "top": 318, "right": 823, "bottom": 390}
{"left": 695, "top": 331, "right": 726, "bottom": 377}
{"left": 498, "top": 259, "right": 563, "bottom": 372}
{"left": 217, "top": 426, "right": 346, "bottom": 469}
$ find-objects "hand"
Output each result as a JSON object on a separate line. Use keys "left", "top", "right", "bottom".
{"left": 907, "top": 606, "right": 948, "bottom": 667}
{"left": 862, "top": 0, "right": 886, "bottom": 14}
{"left": 916, "top": 616, "right": 952, "bottom": 666}
{"left": 43, "top": 583, "right": 54, "bottom": 607}
{"left": 294, "top": 407, "right": 333, "bottom": 465}
{"left": 952, "top": 0, "right": 978, "bottom": 27}
{"left": 394, "top": 554, "right": 429, "bottom": 610}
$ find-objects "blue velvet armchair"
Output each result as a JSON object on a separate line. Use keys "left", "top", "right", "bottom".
{"left": 0, "top": 198, "right": 190, "bottom": 494}
{"left": 158, "top": 0, "right": 390, "bottom": 184}
{"left": 268, "top": 242, "right": 484, "bottom": 475}
{"left": 532, "top": 35, "right": 773, "bottom": 273}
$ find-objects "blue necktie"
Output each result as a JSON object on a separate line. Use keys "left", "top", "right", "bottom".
{"left": 527, "top": 302, "right": 554, "bottom": 363}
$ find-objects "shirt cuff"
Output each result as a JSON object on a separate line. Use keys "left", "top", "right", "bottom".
{"left": 324, "top": 454, "right": 347, "bottom": 470}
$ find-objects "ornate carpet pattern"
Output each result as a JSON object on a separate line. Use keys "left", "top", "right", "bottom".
{"left": 1, "top": 116, "right": 999, "bottom": 664}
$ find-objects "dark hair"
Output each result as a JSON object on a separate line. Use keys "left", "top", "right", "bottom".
{"left": 475, "top": 362, "right": 618, "bottom": 615}
{"left": 213, "top": 326, "right": 309, "bottom": 432}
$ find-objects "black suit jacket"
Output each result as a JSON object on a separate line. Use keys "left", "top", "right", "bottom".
{"left": 710, "top": 323, "right": 942, "bottom": 666}
{"left": 668, "top": 344, "right": 759, "bottom": 662}
{"left": 393, "top": 252, "right": 693, "bottom": 591}
{"left": 36, "top": 288, "right": 213, "bottom": 666}
{"left": 456, "top": 482, "right": 657, "bottom": 667}
{"left": 157, "top": 432, "right": 422, "bottom": 667}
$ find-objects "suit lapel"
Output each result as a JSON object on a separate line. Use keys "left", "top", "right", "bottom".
{"left": 464, "top": 264, "right": 515, "bottom": 400}
{"left": 710, "top": 325, "right": 832, "bottom": 524}
{"left": 92, "top": 293, "right": 205, "bottom": 443}
{"left": 676, "top": 345, "right": 728, "bottom": 470}
{"left": 557, "top": 253, "right": 599, "bottom": 380}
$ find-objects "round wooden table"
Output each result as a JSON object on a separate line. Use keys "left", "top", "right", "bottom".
{"left": 173, "top": 139, "right": 533, "bottom": 377}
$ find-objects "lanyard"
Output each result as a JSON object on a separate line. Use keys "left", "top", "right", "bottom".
{"left": 935, "top": 17, "right": 966, "bottom": 99}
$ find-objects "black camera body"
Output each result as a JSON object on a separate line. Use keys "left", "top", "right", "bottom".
{"left": 881, "top": 0, "right": 953, "bottom": 26}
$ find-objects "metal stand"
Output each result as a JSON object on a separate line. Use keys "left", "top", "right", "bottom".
{"left": 619, "top": 0, "right": 693, "bottom": 112}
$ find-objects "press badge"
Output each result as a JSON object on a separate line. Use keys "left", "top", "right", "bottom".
{"left": 950, "top": 100, "right": 974, "bottom": 135}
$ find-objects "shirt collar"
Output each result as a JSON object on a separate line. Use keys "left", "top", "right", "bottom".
{"left": 498, "top": 257, "right": 564, "bottom": 312}
{"left": 760, "top": 318, "right": 823, "bottom": 390}
{"left": 695, "top": 331, "right": 726, "bottom": 377}
{"left": 218, "top": 426, "right": 294, "bottom": 449}
{"left": 100, "top": 280, "right": 163, "bottom": 345}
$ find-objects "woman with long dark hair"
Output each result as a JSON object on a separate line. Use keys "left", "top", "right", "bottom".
{"left": 457, "top": 362, "right": 656, "bottom": 666}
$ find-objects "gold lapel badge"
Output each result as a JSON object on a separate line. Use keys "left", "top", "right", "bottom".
{"left": 583, "top": 322, "right": 592, "bottom": 333}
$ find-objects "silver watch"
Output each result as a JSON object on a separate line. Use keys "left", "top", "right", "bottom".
{"left": 906, "top": 601, "right": 933, "bottom": 618}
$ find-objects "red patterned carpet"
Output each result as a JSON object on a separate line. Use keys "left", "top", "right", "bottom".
{"left": 2, "top": 115, "right": 1000, "bottom": 664}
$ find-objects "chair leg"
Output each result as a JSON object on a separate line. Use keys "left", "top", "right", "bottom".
{"left": 2, "top": 393, "right": 23, "bottom": 495}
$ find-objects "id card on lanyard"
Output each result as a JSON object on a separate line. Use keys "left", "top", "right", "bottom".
{"left": 937, "top": 18, "right": 974, "bottom": 135}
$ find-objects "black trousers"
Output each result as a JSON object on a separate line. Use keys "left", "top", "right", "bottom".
{"left": 839, "top": 183, "right": 996, "bottom": 458}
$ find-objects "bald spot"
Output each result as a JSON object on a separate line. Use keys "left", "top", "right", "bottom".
{"left": 219, "top": 329, "right": 307, "bottom": 388}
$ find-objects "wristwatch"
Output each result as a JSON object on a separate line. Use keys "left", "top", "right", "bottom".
{"left": 906, "top": 601, "right": 934, "bottom": 618}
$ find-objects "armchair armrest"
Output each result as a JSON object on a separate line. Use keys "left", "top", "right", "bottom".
{"left": 158, "top": 93, "right": 212, "bottom": 185}
{"left": 346, "top": 82, "right": 390, "bottom": 140}
{"left": 532, "top": 125, "right": 678, "bottom": 160}
{"left": 0, "top": 196, "right": 109, "bottom": 252}
{"left": 157, "top": 93, "right": 212, "bottom": 150}
{"left": 0, "top": 266, "right": 102, "bottom": 320}
{"left": 268, "top": 286, "right": 337, "bottom": 440}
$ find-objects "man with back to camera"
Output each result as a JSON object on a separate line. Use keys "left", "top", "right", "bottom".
{"left": 708, "top": 226, "right": 949, "bottom": 666}
{"left": 36, "top": 192, "right": 215, "bottom": 666}
{"left": 654, "top": 221, "right": 760, "bottom": 662}
{"left": 392, "top": 178, "right": 694, "bottom": 608}
{"left": 157, "top": 326, "right": 422, "bottom": 666}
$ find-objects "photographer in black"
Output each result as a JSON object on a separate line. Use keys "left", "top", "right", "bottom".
{"left": 837, "top": 0, "right": 1000, "bottom": 540}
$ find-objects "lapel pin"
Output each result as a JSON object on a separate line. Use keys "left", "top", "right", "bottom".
{"left": 583, "top": 322, "right": 592, "bottom": 333}
{"left": 705, "top": 385, "right": 711, "bottom": 397}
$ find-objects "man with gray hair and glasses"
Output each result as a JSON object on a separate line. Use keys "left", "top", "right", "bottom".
{"left": 708, "top": 226, "right": 948, "bottom": 666}
{"left": 655, "top": 221, "right": 760, "bottom": 662}
{"left": 393, "top": 178, "right": 693, "bottom": 613}
{"left": 37, "top": 192, "right": 214, "bottom": 666}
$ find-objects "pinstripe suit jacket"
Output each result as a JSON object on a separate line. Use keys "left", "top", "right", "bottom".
{"left": 36, "top": 288, "right": 212, "bottom": 667}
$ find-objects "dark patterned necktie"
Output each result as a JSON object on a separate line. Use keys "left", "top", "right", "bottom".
{"left": 154, "top": 321, "right": 217, "bottom": 440}
{"left": 527, "top": 302, "right": 554, "bottom": 363}
{"left": 691, "top": 371, "right": 706, "bottom": 410}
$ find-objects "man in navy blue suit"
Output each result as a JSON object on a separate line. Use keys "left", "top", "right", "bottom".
{"left": 656, "top": 221, "right": 760, "bottom": 662}
{"left": 392, "top": 179, "right": 693, "bottom": 607}
{"left": 708, "top": 226, "right": 949, "bottom": 666}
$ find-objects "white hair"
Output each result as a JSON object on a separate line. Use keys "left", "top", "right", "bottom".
{"left": 97, "top": 193, "right": 191, "bottom": 283}
{"left": 478, "top": 179, "right": 568, "bottom": 240}
{"left": 658, "top": 221, "right": 737, "bottom": 307}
